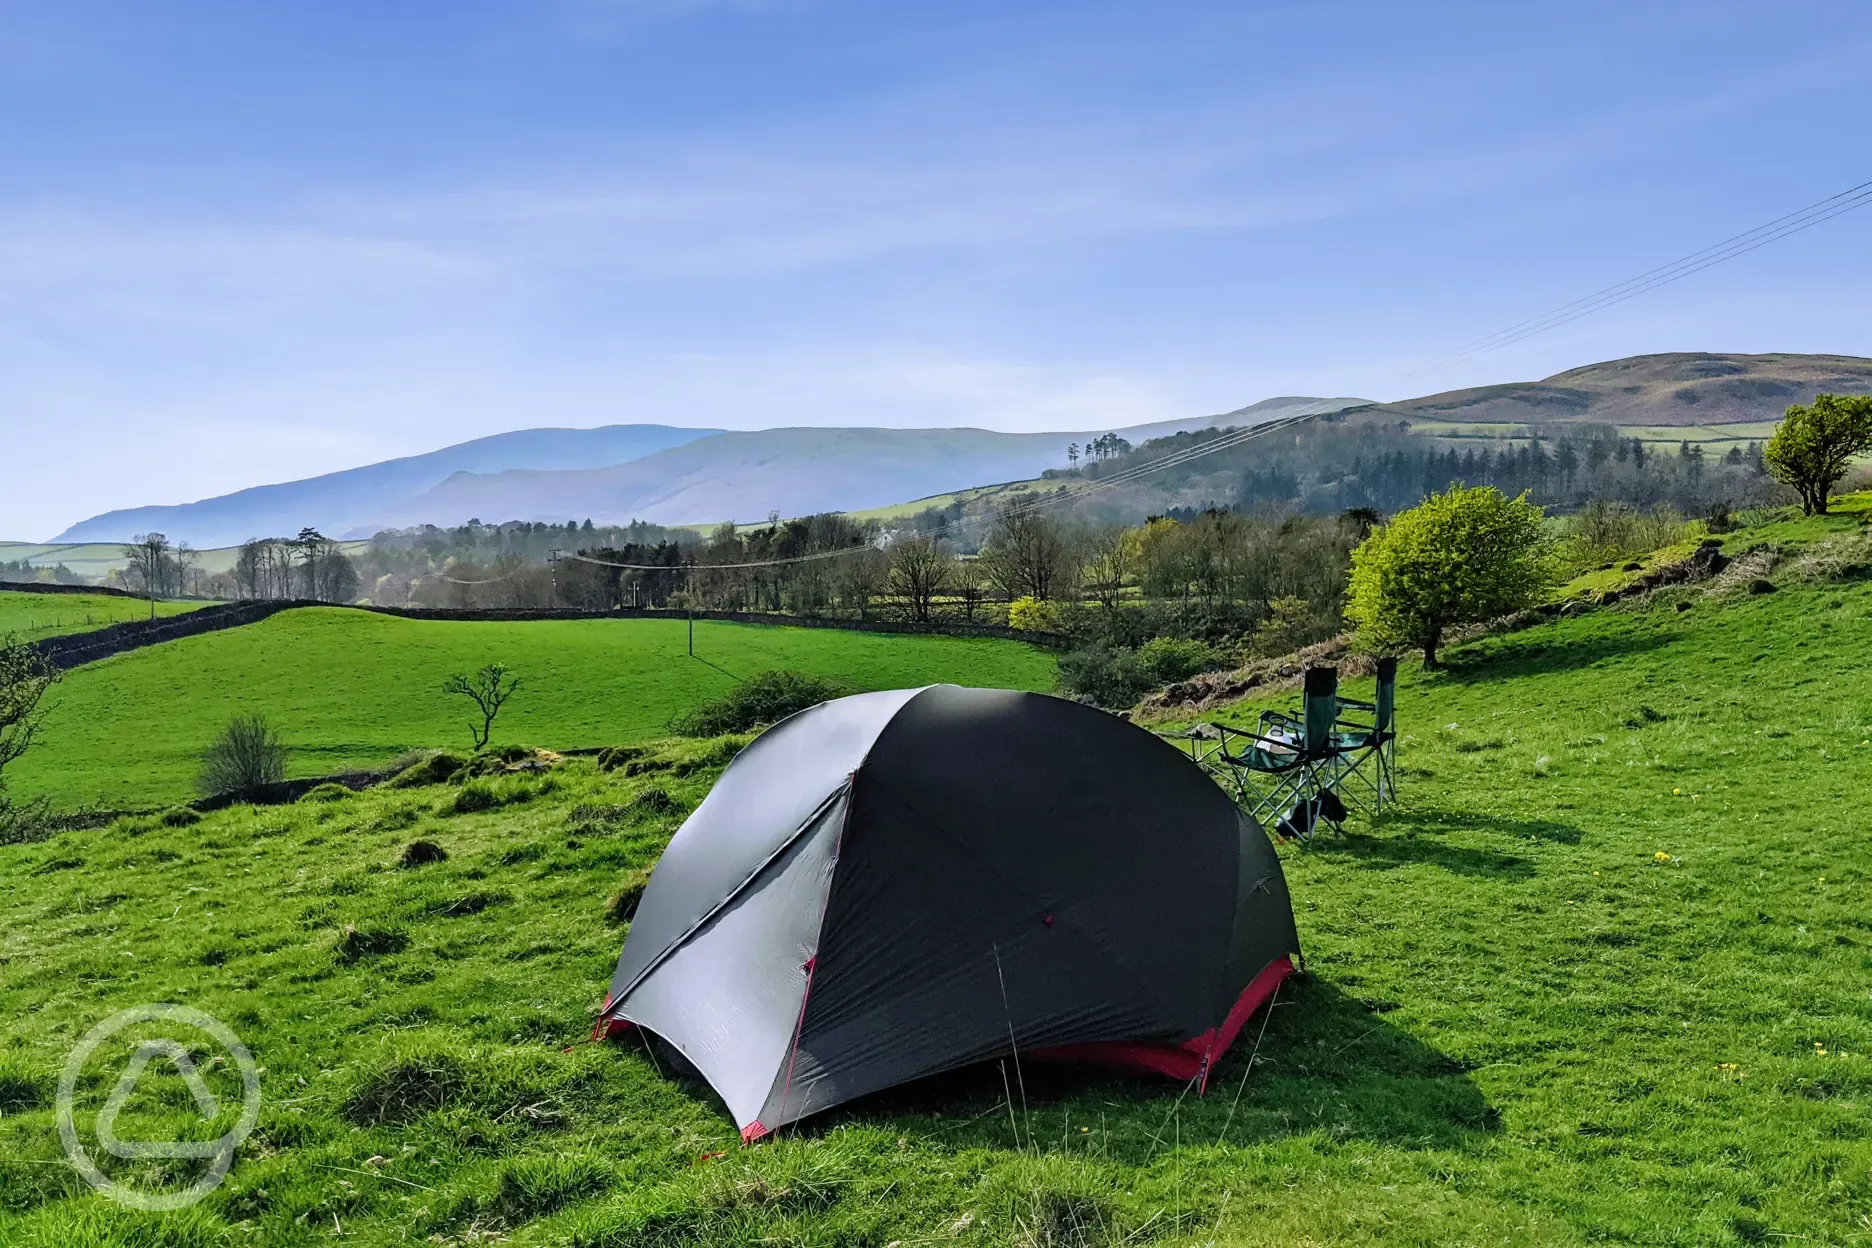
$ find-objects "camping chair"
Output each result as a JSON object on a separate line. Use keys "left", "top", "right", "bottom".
{"left": 1158, "top": 662, "right": 1400, "bottom": 841}
{"left": 1318, "top": 656, "right": 1397, "bottom": 815}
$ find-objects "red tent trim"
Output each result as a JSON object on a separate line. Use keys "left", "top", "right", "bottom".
{"left": 1031, "top": 954, "right": 1294, "bottom": 1089}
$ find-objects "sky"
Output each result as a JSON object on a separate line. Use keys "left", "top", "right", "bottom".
{"left": 2, "top": 0, "right": 1870, "bottom": 539}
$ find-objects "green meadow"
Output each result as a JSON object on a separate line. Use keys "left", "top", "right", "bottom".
{"left": 12, "top": 610, "right": 1059, "bottom": 809}
{"left": 4, "top": 563, "right": 1872, "bottom": 1244}
{"left": 0, "top": 591, "right": 206, "bottom": 641}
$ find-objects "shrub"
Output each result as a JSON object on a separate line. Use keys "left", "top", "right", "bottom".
{"left": 1056, "top": 643, "right": 1151, "bottom": 709}
{"left": 400, "top": 839, "right": 448, "bottom": 868}
{"left": 197, "top": 714, "right": 290, "bottom": 798}
{"left": 669, "top": 670, "right": 852, "bottom": 736}
{"left": 1134, "top": 636, "right": 1222, "bottom": 685}
{"left": 1007, "top": 595, "right": 1065, "bottom": 632}
{"left": 387, "top": 752, "right": 466, "bottom": 788}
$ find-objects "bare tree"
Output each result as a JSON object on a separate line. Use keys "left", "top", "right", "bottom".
{"left": 887, "top": 537, "right": 952, "bottom": 623}
{"left": 172, "top": 543, "right": 199, "bottom": 597}
{"left": 953, "top": 557, "right": 988, "bottom": 621}
{"left": 979, "top": 505, "right": 1078, "bottom": 601}
{"left": 122, "top": 533, "right": 170, "bottom": 619}
{"left": 0, "top": 635, "right": 58, "bottom": 816}
{"left": 1079, "top": 525, "right": 1135, "bottom": 610}
{"left": 444, "top": 664, "right": 521, "bottom": 751}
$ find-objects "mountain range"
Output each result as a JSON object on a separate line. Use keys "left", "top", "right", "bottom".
{"left": 46, "top": 353, "right": 1872, "bottom": 546}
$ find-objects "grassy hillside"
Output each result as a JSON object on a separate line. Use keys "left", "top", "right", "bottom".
{"left": 1389, "top": 351, "right": 1872, "bottom": 427}
{"left": 0, "top": 591, "right": 207, "bottom": 641}
{"left": 10, "top": 611, "right": 1058, "bottom": 809}
{"left": 4, "top": 574, "right": 1871, "bottom": 1244}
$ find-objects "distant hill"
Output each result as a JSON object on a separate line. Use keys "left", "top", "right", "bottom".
{"left": 52, "top": 425, "right": 719, "bottom": 547}
{"left": 44, "top": 353, "right": 1872, "bottom": 545}
{"left": 1389, "top": 352, "right": 1872, "bottom": 426}
{"left": 47, "top": 402, "right": 1343, "bottom": 545}
{"left": 376, "top": 426, "right": 1112, "bottom": 530}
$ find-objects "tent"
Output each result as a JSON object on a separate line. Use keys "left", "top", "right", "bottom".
{"left": 596, "top": 685, "right": 1301, "bottom": 1141}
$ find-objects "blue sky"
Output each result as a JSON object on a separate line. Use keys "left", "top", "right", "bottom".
{"left": 3, "top": 0, "right": 1870, "bottom": 538}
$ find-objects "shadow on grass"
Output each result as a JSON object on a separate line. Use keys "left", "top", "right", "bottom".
{"left": 1432, "top": 627, "right": 1677, "bottom": 684}
{"left": 825, "top": 977, "right": 1496, "bottom": 1161}
{"left": 1372, "top": 806, "right": 1583, "bottom": 846}
{"left": 1303, "top": 824, "right": 1537, "bottom": 879}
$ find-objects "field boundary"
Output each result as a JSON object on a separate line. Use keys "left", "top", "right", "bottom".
{"left": 31, "top": 601, "right": 304, "bottom": 670}
{"left": 358, "top": 604, "right": 1069, "bottom": 646}
{"left": 0, "top": 579, "right": 142, "bottom": 599}
{"left": 27, "top": 599, "right": 1068, "bottom": 670}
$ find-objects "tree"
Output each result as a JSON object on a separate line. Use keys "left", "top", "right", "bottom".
{"left": 1079, "top": 525, "right": 1137, "bottom": 609}
{"left": 1764, "top": 394, "right": 1872, "bottom": 515}
{"left": 0, "top": 635, "right": 58, "bottom": 818}
{"left": 198, "top": 714, "right": 289, "bottom": 797}
{"left": 122, "top": 533, "right": 170, "bottom": 619}
{"left": 444, "top": 664, "right": 521, "bottom": 750}
{"left": 887, "top": 537, "right": 952, "bottom": 622}
{"left": 1346, "top": 484, "right": 1553, "bottom": 668}
{"left": 979, "top": 505, "right": 1077, "bottom": 601}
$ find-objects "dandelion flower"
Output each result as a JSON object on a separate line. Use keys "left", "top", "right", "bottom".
{"left": 1673, "top": 787, "right": 1682, "bottom": 795}
{"left": 1655, "top": 851, "right": 1672, "bottom": 862}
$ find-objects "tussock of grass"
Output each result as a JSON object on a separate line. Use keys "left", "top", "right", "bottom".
{"left": 335, "top": 923, "right": 409, "bottom": 963}
{"left": 386, "top": 751, "right": 465, "bottom": 788}
{"left": 400, "top": 838, "right": 448, "bottom": 867}
{"left": 298, "top": 781, "right": 353, "bottom": 803}
{"left": 604, "top": 866, "right": 655, "bottom": 925}
{"left": 448, "top": 780, "right": 499, "bottom": 815}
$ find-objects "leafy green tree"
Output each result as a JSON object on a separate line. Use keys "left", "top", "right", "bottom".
{"left": 1764, "top": 394, "right": 1872, "bottom": 516}
{"left": 1, "top": 635, "right": 58, "bottom": 817}
{"left": 1347, "top": 485, "right": 1553, "bottom": 668}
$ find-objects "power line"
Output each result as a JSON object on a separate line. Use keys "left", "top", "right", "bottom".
{"left": 1414, "top": 177, "right": 1872, "bottom": 376}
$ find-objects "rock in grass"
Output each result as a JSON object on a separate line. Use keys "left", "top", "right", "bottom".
{"left": 400, "top": 839, "right": 448, "bottom": 868}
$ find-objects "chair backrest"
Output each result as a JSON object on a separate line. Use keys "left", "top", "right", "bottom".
{"left": 1374, "top": 656, "right": 1397, "bottom": 735}
{"left": 1302, "top": 665, "right": 1338, "bottom": 755}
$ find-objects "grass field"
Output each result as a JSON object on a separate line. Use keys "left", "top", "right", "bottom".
{"left": 0, "top": 591, "right": 208, "bottom": 641}
{"left": 10, "top": 610, "right": 1059, "bottom": 809}
{"left": 5, "top": 568, "right": 1872, "bottom": 1244}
